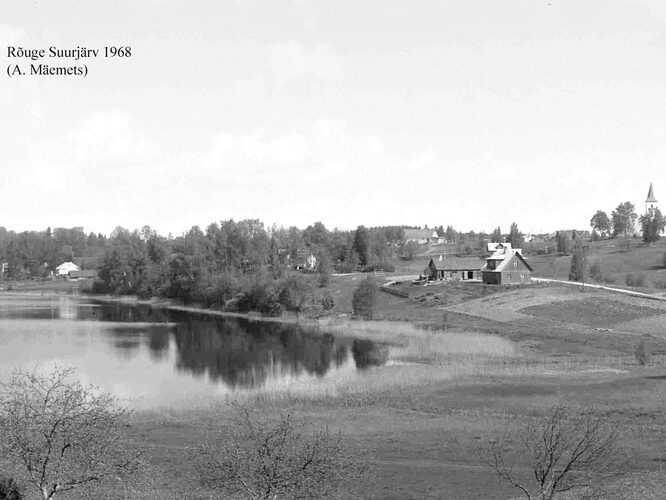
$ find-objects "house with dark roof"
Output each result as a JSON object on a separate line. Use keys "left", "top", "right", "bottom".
{"left": 68, "top": 270, "right": 98, "bottom": 281}
{"left": 481, "top": 247, "right": 533, "bottom": 285}
{"left": 427, "top": 256, "right": 485, "bottom": 281}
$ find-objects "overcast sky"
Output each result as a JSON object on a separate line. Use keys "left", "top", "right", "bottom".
{"left": 1, "top": 0, "right": 665, "bottom": 236}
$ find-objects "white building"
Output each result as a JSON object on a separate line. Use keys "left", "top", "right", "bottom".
{"left": 55, "top": 261, "right": 80, "bottom": 277}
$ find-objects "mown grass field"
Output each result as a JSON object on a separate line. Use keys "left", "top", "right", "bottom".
{"left": 102, "top": 280, "right": 666, "bottom": 500}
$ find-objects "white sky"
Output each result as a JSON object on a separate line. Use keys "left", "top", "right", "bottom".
{"left": 1, "top": 0, "right": 665, "bottom": 236}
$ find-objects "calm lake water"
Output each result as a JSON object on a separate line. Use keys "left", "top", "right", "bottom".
{"left": 0, "top": 295, "right": 377, "bottom": 409}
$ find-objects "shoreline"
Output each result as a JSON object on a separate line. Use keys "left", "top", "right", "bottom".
{"left": 83, "top": 294, "right": 350, "bottom": 328}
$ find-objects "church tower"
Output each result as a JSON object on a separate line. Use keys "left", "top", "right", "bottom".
{"left": 646, "top": 182, "right": 658, "bottom": 213}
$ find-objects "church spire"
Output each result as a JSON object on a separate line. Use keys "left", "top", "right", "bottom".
{"left": 646, "top": 182, "right": 658, "bottom": 213}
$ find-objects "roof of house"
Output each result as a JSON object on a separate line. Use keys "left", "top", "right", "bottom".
{"left": 404, "top": 228, "right": 437, "bottom": 240}
{"left": 55, "top": 261, "right": 80, "bottom": 271}
{"left": 481, "top": 250, "right": 533, "bottom": 273}
{"left": 646, "top": 182, "right": 658, "bottom": 203}
{"left": 430, "top": 257, "right": 485, "bottom": 271}
{"left": 69, "top": 270, "right": 98, "bottom": 278}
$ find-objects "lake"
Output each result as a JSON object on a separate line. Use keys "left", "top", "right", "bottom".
{"left": 0, "top": 295, "right": 380, "bottom": 409}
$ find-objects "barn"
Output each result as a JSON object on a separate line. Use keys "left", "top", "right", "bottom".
{"left": 427, "top": 257, "right": 485, "bottom": 281}
{"left": 481, "top": 247, "right": 533, "bottom": 285}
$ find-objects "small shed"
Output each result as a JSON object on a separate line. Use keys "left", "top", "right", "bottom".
{"left": 427, "top": 257, "right": 485, "bottom": 281}
{"left": 481, "top": 248, "right": 533, "bottom": 285}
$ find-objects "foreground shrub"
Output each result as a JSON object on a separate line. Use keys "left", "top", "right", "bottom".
{"left": 625, "top": 272, "right": 645, "bottom": 288}
{"left": 0, "top": 367, "right": 143, "bottom": 500}
{"left": 588, "top": 260, "right": 603, "bottom": 282}
{"left": 635, "top": 340, "right": 649, "bottom": 366}
{"left": 484, "top": 402, "right": 622, "bottom": 500}
{"left": 600, "top": 273, "right": 616, "bottom": 284}
{"left": 654, "top": 277, "right": 666, "bottom": 289}
{"left": 0, "top": 477, "right": 23, "bottom": 500}
{"left": 197, "top": 403, "right": 370, "bottom": 500}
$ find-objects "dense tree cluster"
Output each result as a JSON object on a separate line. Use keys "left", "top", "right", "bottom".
{"left": 639, "top": 207, "right": 666, "bottom": 244}
{"left": 0, "top": 221, "right": 415, "bottom": 315}
{"left": 0, "top": 226, "right": 106, "bottom": 279}
{"left": 590, "top": 203, "right": 639, "bottom": 239}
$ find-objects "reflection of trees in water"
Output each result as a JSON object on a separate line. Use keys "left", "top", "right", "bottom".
{"left": 352, "top": 339, "right": 389, "bottom": 369}
{"left": 92, "top": 302, "right": 387, "bottom": 390}
{"left": 82, "top": 302, "right": 171, "bottom": 323}
{"left": 171, "top": 317, "right": 352, "bottom": 389}
{"left": 106, "top": 324, "right": 171, "bottom": 361}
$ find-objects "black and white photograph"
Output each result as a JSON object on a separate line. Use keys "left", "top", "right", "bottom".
{"left": 1, "top": 1, "right": 665, "bottom": 498}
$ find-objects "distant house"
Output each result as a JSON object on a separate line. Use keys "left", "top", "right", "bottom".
{"left": 68, "top": 270, "right": 98, "bottom": 281}
{"left": 427, "top": 256, "right": 485, "bottom": 281}
{"left": 481, "top": 247, "right": 533, "bottom": 285}
{"left": 404, "top": 229, "right": 439, "bottom": 244}
{"left": 289, "top": 249, "right": 318, "bottom": 271}
{"left": 486, "top": 242, "right": 514, "bottom": 254}
{"left": 55, "top": 261, "right": 80, "bottom": 277}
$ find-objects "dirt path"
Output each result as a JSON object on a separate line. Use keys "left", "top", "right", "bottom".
{"left": 533, "top": 277, "right": 666, "bottom": 302}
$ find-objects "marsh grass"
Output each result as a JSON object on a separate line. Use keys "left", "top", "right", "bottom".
{"left": 135, "top": 320, "right": 640, "bottom": 412}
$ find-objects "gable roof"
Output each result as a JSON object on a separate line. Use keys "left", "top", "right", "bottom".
{"left": 482, "top": 250, "right": 533, "bottom": 273}
{"left": 430, "top": 257, "right": 485, "bottom": 271}
{"left": 646, "top": 182, "right": 657, "bottom": 203}
{"left": 55, "top": 261, "right": 80, "bottom": 271}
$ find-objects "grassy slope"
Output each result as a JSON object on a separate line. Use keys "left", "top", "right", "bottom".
{"left": 527, "top": 237, "right": 666, "bottom": 290}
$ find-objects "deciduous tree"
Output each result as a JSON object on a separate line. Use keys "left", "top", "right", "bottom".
{"left": 197, "top": 403, "right": 370, "bottom": 500}
{"left": 484, "top": 402, "right": 621, "bottom": 500}
{"left": 352, "top": 277, "right": 378, "bottom": 320}
{"left": 491, "top": 226, "right": 503, "bottom": 243}
{"left": 590, "top": 210, "right": 611, "bottom": 237}
{"left": 352, "top": 226, "right": 370, "bottom": 268}
{"left": 611, "top": 202, "right": 638, "bottom": 237}
{"left": 0, "top": 368, "right": 142, "bottom": 500}
{"left": 506, "top": 222, "right": 524, "bottom": 248}
{"left": 639, "top": 207, "right": 666, "bottom": 244}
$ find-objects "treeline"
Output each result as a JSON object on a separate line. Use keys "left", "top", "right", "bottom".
{"left": 0, "top": 226, "right": 107, "bottom": 279}
{"left": 590, "top": 201, "right": 666, "bottom": 243}
{"left": 0, "top": 221, "right": 416, "bottom": 315}
{"left": 94, "top": 221, "right": 411, "bottom": 316}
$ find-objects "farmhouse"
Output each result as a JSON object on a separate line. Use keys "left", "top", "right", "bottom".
{"left": 404, "top": 228, "right": 440, "bottom": 244}
{"left": 55, "top": 261, "right": 80, "bottom": 277}
{"left": 486, "top": 242, "right": 512, "bottom": 254}
{"left": 427, "top": 256, "right": 485, "bottom": 281}
{"left": 481, "top": 246, "right": 533, "bottom": 285}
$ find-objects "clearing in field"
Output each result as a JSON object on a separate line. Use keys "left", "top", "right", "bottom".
{"left": 520, "top": 297, "right": 666, "bottom": 328}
